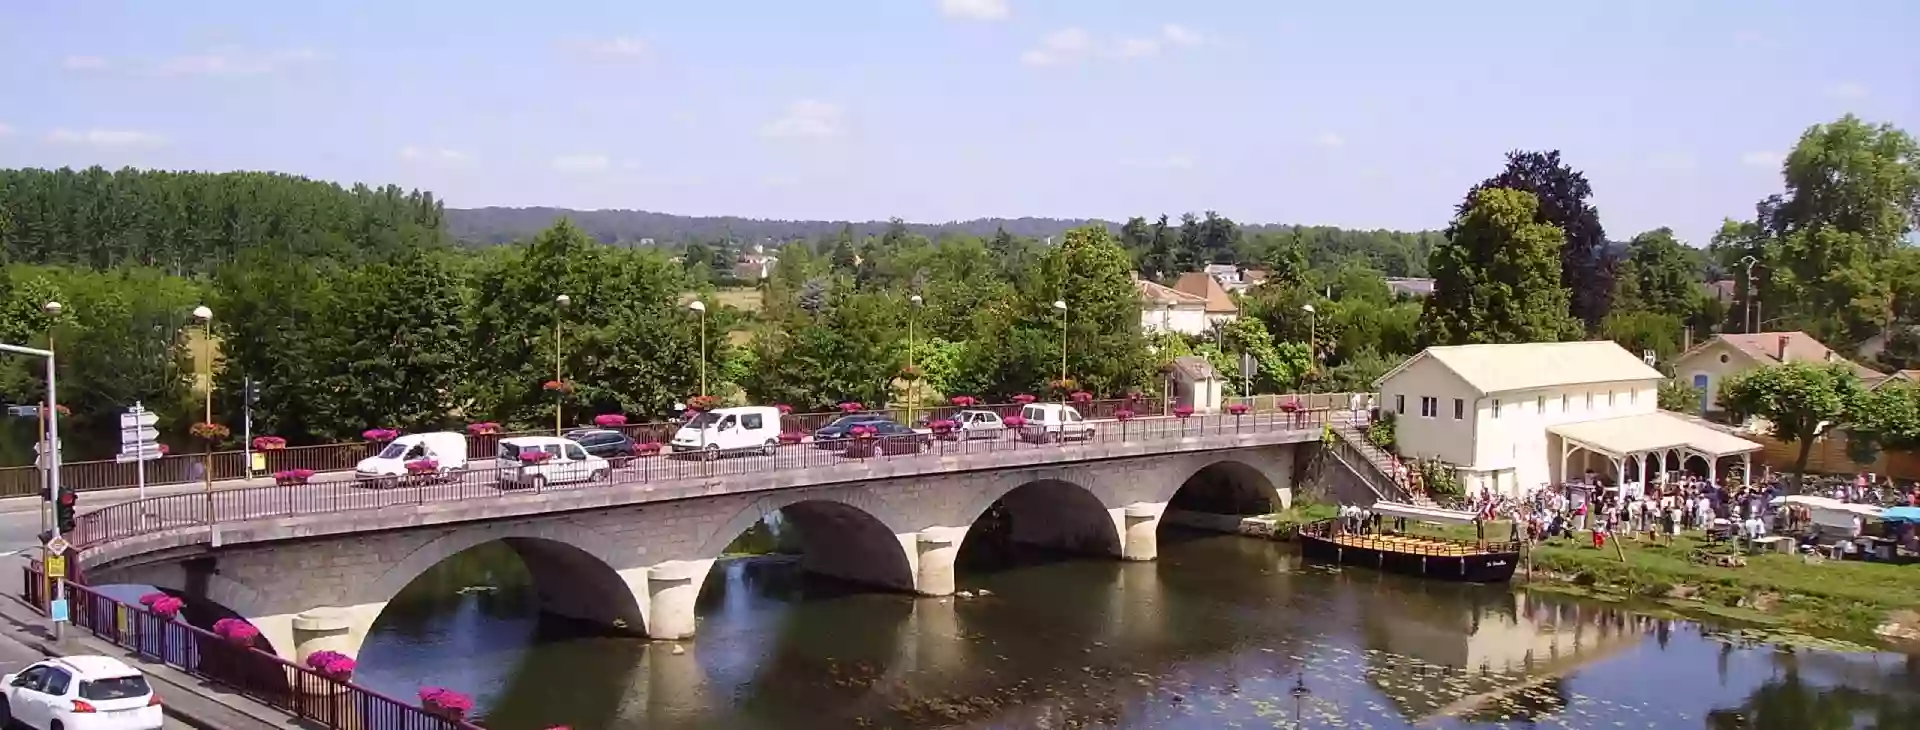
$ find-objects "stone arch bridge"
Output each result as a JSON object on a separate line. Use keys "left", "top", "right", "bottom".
{"left": 77, "top": 426, "right": 1324, "bottom": 667}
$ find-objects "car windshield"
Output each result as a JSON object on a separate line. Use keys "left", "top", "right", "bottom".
{"left": 687, "top": 412, "right": 722, "bottom": 429}
{"left": 376, "top": 442, "right": 410, "bottom": 459}
{"left": 79, "top": 675, "right": 150, "bottom": 701}
{"left": 827, "top": 416, "right": 878, "bottom": 428}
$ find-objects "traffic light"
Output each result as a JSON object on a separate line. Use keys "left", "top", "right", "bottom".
{"left": 55, "top": 491, "right": 76, "bottom": 535}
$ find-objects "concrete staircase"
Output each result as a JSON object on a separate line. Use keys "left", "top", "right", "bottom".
{"left": 1321, "top": 421, "right": 1417, "bottom": 505}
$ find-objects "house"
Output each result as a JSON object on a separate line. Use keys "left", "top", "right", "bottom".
{"left": 1173, "top": 272, "right": 1239, "bottom": 327}
{"left": 1670, "top": 332, "right": 1885, "bottom": 412}
{"left": 1167, "top": 355, "right": 1225, "bottom": 414}
{"left": 1873, "top": 369, "right": 1920, "bottom": 390}
{"left": 1385, "top": 277, "right": 1435, "bottom": 298}
{"left": 1375, "top": 341, "right": 1762, "bottom": 497}
{"left": 1136, "top": 276, "right": 1210, "bottom": 335}
{"left": 1200, "top": 263, "right": 1269, "bottom": 294}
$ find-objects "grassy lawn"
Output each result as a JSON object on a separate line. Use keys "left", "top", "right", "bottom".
{"left": 712, "top": 287, "right": 762, "bottom": 312}
{"left": 1439, "top": 521, "right": 1918, "bottom": 640}
{"left": 1263, "top": 499, "right": 1339, "bottom": 528}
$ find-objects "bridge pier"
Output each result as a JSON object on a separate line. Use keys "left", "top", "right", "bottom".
{"left": 290, "top": 607, "right": 357, "bottom": 664}
{"left": 1116, "top": 501, "right": 1167, "bottom": 562}
{"left": 646, "top": 559, "right": 714, "bottom": 641}
{"left": 913, "top": 526, "right": 968, "bottom": 597}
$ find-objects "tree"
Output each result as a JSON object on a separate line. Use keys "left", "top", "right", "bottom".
{"left": 1657, "top": 378, "right": 1705, "bottom": 414}
{"left": 1614, "top": 228, "right": 1703, "bottom": 315}
{"left": 1419, "top": 188, "right": 1581, "bottom": 346}
{"left": 1853, "top": 382, "right": 1920, "bottom": 457}
{"left": 1719, "top": 362, "right": 1870, "bottom": 484}
{"left": 303, "top": 249, "right": 469, "bottom": 439}
{"left": 1459, "top": 151, "right": 1615, "bottom": 330}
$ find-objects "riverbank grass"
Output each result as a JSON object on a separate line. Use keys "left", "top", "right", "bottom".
{"left": 1452, "top": 522, "right": 1917, "bottom": 640}
{"left": 1262, "top": 500, "right": 1338, "bottom": 530}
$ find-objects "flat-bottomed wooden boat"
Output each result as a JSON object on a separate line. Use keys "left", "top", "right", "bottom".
{"left": 1299, "top": 502, "right": 1520, "bottom": 583}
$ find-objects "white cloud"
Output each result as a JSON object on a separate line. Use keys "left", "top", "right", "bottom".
{"left": 1741, "top": 151, "right": 1783, "bottom": 168}
{"left": 1826, "top": 82, "right": 1869, "bottom": 99}
{"left": 551, "top": 154, "right": 612, "bottom": 173}
{"left": 1161, "top": 24, "right": 1204, "bottom": 47}
{"left": 398, "top": 146, "right": 473, "bottom": 166}
{"left": 562, "top": 37, "right": 650, "bottom": 61}
{"left": 62, "top": 55, "right": 110, "bottom": 71}
{"left": 760, "top": 100, "right": 846, "bottom": 140}
{"left": 46, "top": 129, "right": 165, "bottom": 147}
{"left": 1023, "top": 25, "right": 1205, "bottom": 66}
{"left": 154, "top": 47, "right": 323, "bottom": 77}
{"left": 1020, "top": 28, "right": 1094, "bottom": 66}
{"left": 939, "top": 0, "right": 1009, "bottom": 21}
{"left": 1314, "top": 132, "right": 1346, "bottom": 149}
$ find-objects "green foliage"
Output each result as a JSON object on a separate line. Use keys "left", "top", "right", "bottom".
{"left": 1719, "top": 362, "right": 1870, "bottom": 478}
{"left": 1419, "top": 188, "right": 1582, "bottom": 346}
{"left": 303, "top": 249, "right": 469, "bottom": 439}
{"left": 1458, "top": 150, "right": 1614, "bottom": 330}
{"left": 1657, "top": 378, "right": 1705, "bottom": 413}
{"left": 1365, "top": 410, "right": 1396, "bottom": 452}
{"left": 1852, "top": 382, "right": 1920, "bottom": 455}
{"left": 1600, "top": 309, "right": 1685, "bottom": 364}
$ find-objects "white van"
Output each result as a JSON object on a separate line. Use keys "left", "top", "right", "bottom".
{"left": 1019, "top": 403, "right": 1095, "bottom": 443}
{"left": 355, "top": 432, "right": 468, "bottom": 484}
{"left": 670, "top": 406, "right": 781, "bottom": 458}
{"left": 497, "top": 436, "right": 610, "bottom": 489}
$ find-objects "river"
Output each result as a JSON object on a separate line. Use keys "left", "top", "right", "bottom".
{"left": 347, "top": 529, "right": 1919, "bottom": 730}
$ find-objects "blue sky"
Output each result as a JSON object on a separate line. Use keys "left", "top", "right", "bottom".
{"left": 3, "top": 0, "right": 1915, "bottom": 245}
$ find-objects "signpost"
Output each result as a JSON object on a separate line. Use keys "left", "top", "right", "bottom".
{"left": 117, "top": 403, "right": 162, "bottom": 501}
{"left": 1239, "top": 352, "right": 1256, "bottom": 409}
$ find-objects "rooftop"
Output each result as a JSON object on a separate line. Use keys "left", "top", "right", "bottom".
{"left": 1135, "top": 278, "right": 1207, "bottom": 307}
{"left": 1692, "top": 331, "right": 1884, "bottom": 380}
{"left": 1173, "top": 272, "right": 1239, "bottom": 314}
{"left": 1379, "top": 341, "right": 1664, "bottom": 394}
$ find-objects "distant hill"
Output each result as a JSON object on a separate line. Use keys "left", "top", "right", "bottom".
{"left": 445, "top": 207, "right": 1111, "bottom": 246}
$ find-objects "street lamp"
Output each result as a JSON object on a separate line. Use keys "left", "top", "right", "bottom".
{"left": 1302, "top": 304, "right": 1317, "bottom": 394}
{"left": 0, "top": 339, "right": 59, "bottom": 636}
{"left": 908, "top": 294, "right": 923, "bottom": 423}
{"left": 1053, "top": 300, "right": 1068, "bottom": 402}
{"left": 192, "top": 305, "right": 213, "bottom": 504}
{"left": 1738, "top": 255, "right": 1760, "bottom": 334}
{"left": 39, "top": 301, "right": 60, "bottom": 535}
{"left": 689, "top": 300, "right": 708, "bottom": 397}
{"left": 554, "top": 294, "right": 571, "bottom": 435}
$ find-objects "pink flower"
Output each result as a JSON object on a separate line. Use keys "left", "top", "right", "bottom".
{"left": 419, "top": 687, "right": 474, "bottom": 714}
{"left": 633, "top": 441, "right": 663, "bottom": 455}
{"left": 251, "top": 436, "right": 287, "bottom": 451}
{"left": 1069, "top": 390, "right": 1093, "bottom": 403}
{"left": 139, "top": 592, "right": 168, "bottom": 607}
{"left": 849, "top": 425, "right": 877, "bottom": 439}
{"left": 929, "top": 419, "right": 958, "bottom": 433}
{"left": 213, "top": 618, "right": 260, "bottom": 645}
{"left": 775, "top": 404, "right": 793, "bottom": 414}
{"left": 1004, "top": 415, "right": 1028, "bottom": 428}
{"left": 1012, "top": 394, "right": 1037, "bottom": 405}
{"left": 363, "top": 428, "right": 399, "bottom": 442}
{"left": 594, "top": 413, "right": 628, "bottom": 427}
{"left": 306, "top": 650, "right": 356, "bottom": 679}
{"left": 839, "top": 402, "right": 865, "bottom": 414}
{"left": 1114, "top": 410, "right": 1135, "bottom": 421}
{"left": 1173, "top": 405, "right": 1194, "bottom": 419}
{"left": 1228, "top": 403, "right": 1250, "bottom": 415}
{"left": 405, "top": 458, "right": 438, "bottom": 474}
{"left": 519, "top": 449, "right": 554, "bottom": 464}
{"left": 150, "top": 596, "right": 184, "bottom": 618}
{"left": 950, "top": 395, "right": 977, "bottom": 407}
{"left": 778, "top": 431, "right": 806, "bottom": 444}
{"left": 466, "top": 422, "right": 501, "bottom": 435}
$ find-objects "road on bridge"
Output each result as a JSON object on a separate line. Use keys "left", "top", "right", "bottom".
{"left": 69, "top": 410, "right": 1346, "bottom": 552}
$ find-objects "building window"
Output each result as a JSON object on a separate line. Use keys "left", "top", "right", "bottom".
{"left": 1453, "top": 398, "right": 1464, "bottom": 419}
{"left": 1420, "top": 396, "right": 1438, "bottom": 418}
{"left": 1491, "top": 399, "right": 1501, "bottom": 418}
{"left": 1395, "top": 394, "right": 1405, "bottom": 415}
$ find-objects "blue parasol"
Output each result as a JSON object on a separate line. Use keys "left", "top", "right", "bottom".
{"left": 1880, "top": 506, "right": 1920, "bottom": 523}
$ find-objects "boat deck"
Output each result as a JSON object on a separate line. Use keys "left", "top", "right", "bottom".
{"left": 1324, "top": 532, "right": 1500, "bottom": 557}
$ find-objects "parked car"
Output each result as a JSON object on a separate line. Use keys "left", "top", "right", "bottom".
{"left": 1, "top": 655, "right": 164, "bottom": 730}
{"left": 841, "top": 420, "right": 931, "bottom": 457}
{"left": 669, "top": 406, "right": 781, "bottom": 459}
{"left": 496, "top": 436, "right": 611, "bottom": 490}
{"left": 355, "top": 431, "right": 468, "bottom": 486}
{"left": 952, "top": 409, "right": 1006, "bottom": 439}
{"left": 1019, "top": 403, "right": 1096, "bottom": 443}
{"left": 563, "top": 428, "right": 637, "bottom": 462}
{"left": 812, "top": 413, "right": 894, "bottom": 449}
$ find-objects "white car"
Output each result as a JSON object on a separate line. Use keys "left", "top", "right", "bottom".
{"left": 496, "top": 436, "right": 611, "bottom": 490}
{"left": 1, "top": 655, "right": 164, "bottom": 730}
{"left": 951, "top": 409, "right": 1006, "bottom": 439}
{"left": 1018, "top": 403, "right": 1096, "bottom": 443}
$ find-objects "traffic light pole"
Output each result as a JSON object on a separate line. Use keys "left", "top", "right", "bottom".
{"left": 3, "top": 343, "right": 62, "bottom": 638}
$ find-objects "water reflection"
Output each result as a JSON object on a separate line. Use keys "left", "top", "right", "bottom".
{"left": 352, "top": 528, "right": 1920, "bottom": 730}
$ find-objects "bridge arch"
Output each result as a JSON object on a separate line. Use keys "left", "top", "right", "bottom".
{"left": 696, "top": 489, "right": 918, "bottom": 594}
{"left": 1164, "top": 459, "right": 1286, "bottom": 516}
{"left": 350, "top": 521, "right": 647, "bottom": 662}
{"left": 956, "top": 478, "right": 1123, "bottom": 567}
{"left": 85, "top": 562, "right": 284, "bottom": 653}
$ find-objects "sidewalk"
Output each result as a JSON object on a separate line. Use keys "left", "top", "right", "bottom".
{"left": 0, "top": 577, "right": 291, "bottom": 729}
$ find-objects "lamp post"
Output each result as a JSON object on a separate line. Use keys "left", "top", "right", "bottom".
{"left": 39, "top": 301, "right": 60, "bottom": 535}
{"left": 1, "top": 340, "right": 59, "bottom": 635}
{"left": 1738, "top": 255, "right": 1760, "bottom": 333}
{"left": 192, "top": 305, "right": 213, "bottom": 508}
{"left": 1053, "top": 300, "right": 1068, "bottom": 403}
{"left": 1162, "top": 300, "right": 1175, "bottom": 415}
{"left": 908, "top": 294, "right": 922, "bottom": 423}
{"left": 689, "top": 300, "right": 708, "bottom": 396}
{"left": 554, "top": 294, "right": 570, "bottom": 435}
{"left": 1302, "top": 303, "right": 1317, "bottom": 393}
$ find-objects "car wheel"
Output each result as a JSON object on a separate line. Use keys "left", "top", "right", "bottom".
{"left": 1047, "top": 430, "right": 1062, "bottom": 444}
{"left": 1083, "top": 429, "right": 1095, "bottom": 441}
{"left": 529, "top": 475, "right": 548, "bottom": 492}
{"left": 917, "top": 439, "right": 931, "bottom": 453}
{"left": 704, "top": 444, "right": 721, "bottom": 461}
{"left": 589, "top": 469, "right": 608, "bottom": 483}
{"left": 0, "top": 696, "right": 13, "bottom": 727}
{"left": 763, "top": 439, "right": 777, "bottom": 456}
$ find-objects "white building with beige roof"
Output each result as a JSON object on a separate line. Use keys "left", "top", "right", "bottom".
{"left": 1375, "top": 341, "right": 1763, "bottom": 497}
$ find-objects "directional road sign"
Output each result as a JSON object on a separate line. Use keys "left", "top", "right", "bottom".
{"left": 119, "top": 404, "right": 161, "bottom": 463}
